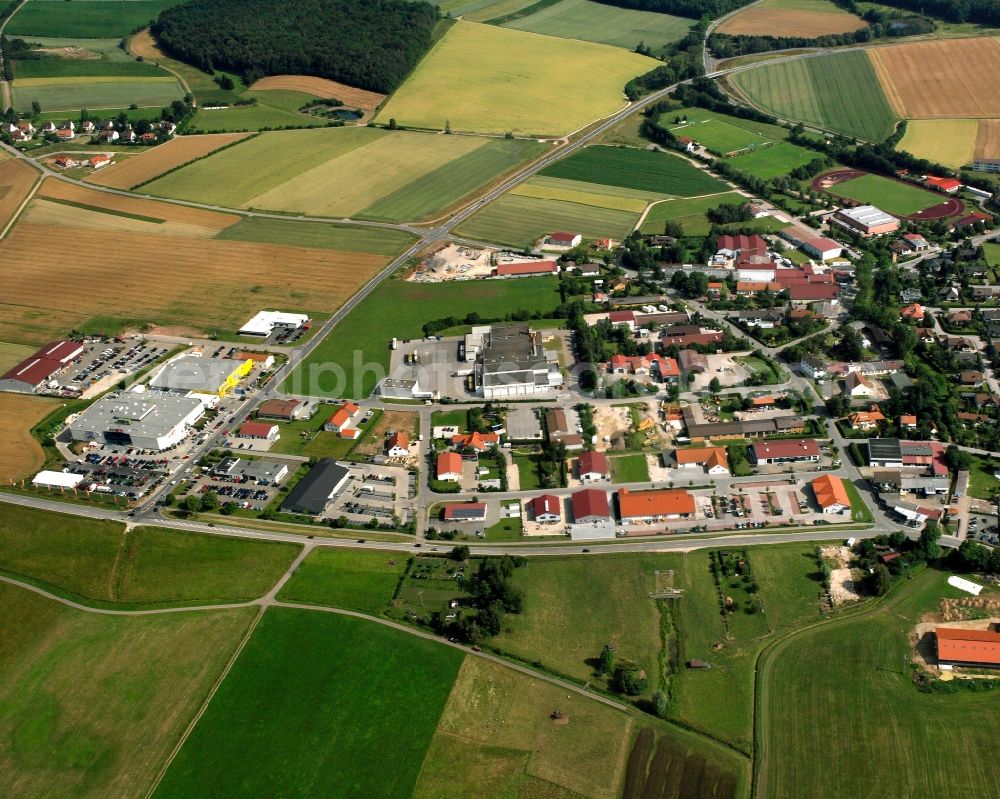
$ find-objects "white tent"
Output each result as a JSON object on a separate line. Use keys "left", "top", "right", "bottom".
{"left": 32, "top": 470, "right": 85, "bottom": 489}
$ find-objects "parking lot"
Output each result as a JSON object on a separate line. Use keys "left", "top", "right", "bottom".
{"left": 326, "top": 463, "right": 413, "bottom": 526}
{"left": 966, "top": 512, "right": 1000, "bottom": 546}
{"left": 63, "top": 452, "right": 169, "bottom": 499}
{"left": 53, "top": 337, "right": 171, "bottom": 398}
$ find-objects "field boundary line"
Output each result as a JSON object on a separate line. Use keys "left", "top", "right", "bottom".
{"left": 142, "top": 604, "right": 267, "bottom": 799}
{"left": 0, "top": 163, "right": 41, "bottom": 239}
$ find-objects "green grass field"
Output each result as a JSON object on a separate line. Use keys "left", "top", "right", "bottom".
{"left": 639, "top": 191, "right": 745, "bottom": 236}
{"left": 12, "top": 77, "right": 184, "bottom": 113}
{"left": 7, "top": 0, "right": 186, "bottom": 38}
{"left": 188, "top": 100, "right": 330, "bottom": 132}
{"left": 277, "top": 549, "right": 408, "bottom": 614}
{"left": 214, "top": 217, "right": 419, "bottom": 256}
{"left": 759, "top": 569, "right": 1000, "bottom": 799}
{"left": 830, "top": 173, "right": 940, "bottom": 216}
{"left": 681, "top": 118, "right": 772, "bottom": 155}
{"left": 375, "top": 20, "right": 657, "bottom": 136}
{"left": 611, "top": 453, "right": 651, "bottom": 483}
{"left": 151, "top": 608, "right": 463, "bottom": 799}
{"left": 455, "top": 192, "right": 642, "bottom": 247}
{"left": 498, "top": 0, "right": 692, "bottom": 51}
{"left": 732, "top": 50, "right": 897, "bottom": 142}
{"left": 284, "top": 275, "right": 563, "bottom": 398}
{"left": 145, "top": 126, "right": 544, "bottom": 222}
{"left": 667, "top": 106, "right": 791, "bottom": 141}
{"left": 0, "top": 582, "right": 255, "bottom": 799}
{"left": 728, "top": 141, "right": 819, "bottom": 179}
{"left": 984, "top": 242, "right": 1000, "bottom": 267}
{"left": 0, "top": 504, "right": 299, "bottom": 606}
{"left": 513, "top": 174, "right": 666, "bottom": 211}
{"left": 541, "top": 145, "right": 728, "bottom": 196}
{"left": 12, "top": 56, "right": 168, "bottom": 80}
{"left": 966, "top": 454, "right": 1000, "bottom": 500}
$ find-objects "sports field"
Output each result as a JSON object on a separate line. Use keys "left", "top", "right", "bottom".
{"left": 540, "top": 145, "right": 728, "bottom": 196}
{"left": 681, "top": 117, "right": 772, "bottom": 155}
{"left": 11, "top": 75, "right": 184, "bottom": 113}
{"left": 85, "top": 133, "right": 252, "bottom": 189}
{"left": 375, "top": 20, "right": 657, "bottom": 136}
{"left": 6, "top": 0, "right": 186, "bottom": 38}
{"left": 496, "top": 0, "right": 692, "bottom": 51}
{"left": 151, "top": 608, "right": 463, "bottom": 799}
{"left": 143, "top": 126, "right": 546, "bottom": 222}
{"left": 732, "top": 50, "right": 897, "bottom": 141}
{"left": 0, "top": 505, "right": 300, "bottom": 606}
{"left": 0, "top": 180, "right": 413, "bottom": 343}
{"left": 277, "top": 548, "right": 407, "bottom": 614}
{"left": 758, "top": 570, "right": 1000, "bottom": 798}
{"left": 717, "top": 0, "right": 866, "bottom": 37}
{"left": 829, "top": 173, "right": 941, "bottom": 216}
{"left": 0, "top": 583, "right": 255, "bottom": 799}
{"left": 870, "top": 37, "right": 1000, "bottom": 119}
{"left": 0, "top": 157, "right": 39, "bottom": 232}
{"left": 285, "top": 275, "right": 562, "bottom": 398}
{"left": 0, "top": 393, "right": 59, "bottom": 482}
{"left": 897, "top": 119, "right": 979, "bottom": 169}
{"left": 728, "top": 141, "right": 819, "bottom": 179}
{"left": 639, "top": 191, "right": 745, "bottom": 236}
{"left": 414, "top": 656, "right": 635, "bottom": 799}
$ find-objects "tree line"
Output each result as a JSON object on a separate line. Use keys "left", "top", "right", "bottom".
{"left": 868, "top": 0, "right": 1000, "bottom": 26}
{"left": 595, "top": 0, "right": 754, "bottom": 20}
{"left": 151, "top": 0, "right": 438, "bottom": 94}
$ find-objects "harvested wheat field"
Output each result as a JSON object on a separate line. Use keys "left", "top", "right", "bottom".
{"left": 0, "top": 393, "right": 60, "bottom": 482}
{"left": 0, "top": 158, "right": 40, "bottom": 231}
{"left": 975, "top": 119, "right": 1000, "bottom": 160}
{"left": 250, "top": 75, "right": 385, "bottom": 112}
{"left": 85, "top": 133, "right": 252, "bottom": 189}
{"left": 717, "top": 0, "right": 865, "bottom": 37}
{"left": 870, "top": 38, "right": 1000, "bottom": 118}
{"left": 897, "top": 119, "right": 979, "bottom": 169}
{"left": 0, "top": 223, "right": 389, "bottom": 342}
{"left": 21, "top": 197, "right": 225, "bottom": 239}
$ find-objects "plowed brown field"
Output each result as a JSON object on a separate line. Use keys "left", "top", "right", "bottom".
{"left": 249, "top": 75, "right": 385, "bottom": 111}
{"left": 870, "top": 38, "right": 1000, "bottom": 118}
{"left": 975, "top": 119, "right": 1000, "bottom": 159}
{"left": 0, "top": 158, "right": 40, "bottom": 232}
{"left": 717, "top": 8, "right": 865, "bottom": 37}
{"left": 85, "top": 133, "right": 251, "bottom": 189}
{"left": 38, "top": 178, "right": 240, "bottom": 230}
{"left": 0, "top": 393, "right": 60, "bottom": 482}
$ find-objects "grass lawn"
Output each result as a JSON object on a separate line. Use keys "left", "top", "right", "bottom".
{"left": 188, "top": 100, "right": 330, "bottom": 132}
{"left": 268, "top": 408, "right": 382, "bottom": 459}
{"left": 497, "top": 0, "right": 693, "bottom": 51}
{"left": 512, "top": 452, "right": 545, "bottom": 491}
{"left": 841, "top": 478, "right": 874, "bottom": 523}
{"left": 897, "top": 118, "right": 979, "bottom": 169}
{"left": 375, "top": 20, "right": 657, "bottom": 136}
{"left": 284, "top": 275, "right": 563, "bottom": 398}
{"left": 736, "top": 355, "right": 784, "bottom": 384}
{"left": 639, "top": 191, "right": 745, "bottom": 236}
{"left": 0, "top": 582, "right": 256, "bottom": 799}
{"left": 214, "top": 217, "right": 419, "bottom": 256}
{"left": 414, "top": 655, "right": 636, "bottom": 799}
{"left": 667, "top": 105, "right": 790, "bottom": 141}
{"left": 12, "top": 77, "right": 184, "bottom": 113}
{"left": 830, "top": 173, "right": 941, "bottom": 216}
{"left": 0, "top": 504, "right": 299, "bottom": 606}
{"left": 7, "top": 0, "right": 187, "bottom": 38}
{"left": 759, "top": 569, "right": 1000, "bottom": 799}
{"left": 982, "top": 242, "right": 1000, "bottom": 267}
{"left": 277, "top": 548, "right": 408, "bottom": 614}
{"left": 431, "top": 408, "right": 469, "bottom": 429}
{"left": 540, "top": 145, "right": 728, "bottom": 196}
{"left": 610, "top": 453, "right": 650, "bottom": 483}
{"left": 967, "top": 454, "right": 1000, "bottom": 500}
{"left": 728, "top": 141, "right": 819, "bottom": 180}
{"left": 681, "top": 117, "right": 772, "bottom": 155}
{"left": 151, "top": 608, "right": 462, "bottom": 799}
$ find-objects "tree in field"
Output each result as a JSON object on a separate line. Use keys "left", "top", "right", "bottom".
{"left": 868, "top": 563, "right": 891, "bottom": 596}
{"left": 597, "top": 643, "right": 615, "bottom": 677}
{"left": 614, "top": 662, "right": 647, "bottom": 696}
{"left": 31, "top": 100, "right": 41, "bottom": 116}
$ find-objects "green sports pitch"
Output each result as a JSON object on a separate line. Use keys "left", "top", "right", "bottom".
{"left": 829, "top": 173, "right": 944, "bottom": 216}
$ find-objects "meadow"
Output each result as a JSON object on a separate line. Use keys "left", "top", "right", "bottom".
{"left": 6, "top": 0, "right": 187, "bottom": 38}
{"left": 984, "top": 242, "right": 1000, "bottom": 268}
{"left": 0, "top": 583, "right": 255, "bottom": 799}
{"left": 496, "top": 0, "right": 693, "bottom": 51}
{"left": 187, "top": 97, "right": 331, "bottom": 132}
{"left": 143, "top": 126, "right": 544, "bottom": 222}
{"left": 375, "top": 20, "right": 657, "bottom": 136}
{"left": 11, "top": 76, "right": 184, "bottom": 113}
{"left": 12, "top": 55, "right": 169, "bottom": 80}
{"left": 667, "top": 105, "right": 791, "bottom": 141}
{"left": 215, "top": 217, "right": 418, "bottom": 256}
{"left": 541, "top": 145, "right": 728, "bottom": 196}
{"left": 758, "top": 569, "right": 1000, "bottom": 798}
{"left": 897, "top": 119, "right": 980, "bottom": 169}
{"left": 277, "top": 548, "right": 408, "bottom": 614}
{"left": 285, "top": 275, "right": 562, "bottom": 398}
{"left": 830, "top": 173, "right": 941, "bottom": 216}
{"left": 0, "top": 505, "right": 300, "bottom": 606}
{"left": 728, "top": 141, "right": 819, "bottom": 179}
{"left": 610, "top": 453, "right": 651, "bottom": 483}
{"left": 717, "top": 0, "right": 866, "bottom": 37}
{"left": 512, "top": 175, "right": 656, "bottom": 212}
{"left": 639, "top": 191, "right": 746, "bottom": 236}
{"left": 0, "top": 393, "right": 60, "bottom": 481}
{"left": 732, "top": 50, "right": 897, "bottom": 142}
{"left": 128, "top": 28, "right": 240, "bottom": 107}
{"left": 150, "top": 608, "right": 463, "bottom": 799}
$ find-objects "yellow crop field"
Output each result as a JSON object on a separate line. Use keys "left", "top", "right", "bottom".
{"left": 0, "top": 393, "right": 60, "bottom": 482}
{"left": 375, "top": 20, "right": 657, "bottom": 136}
{"left": 718, "top": 0, "right": 865, "bottom": 37}
{"left": 898, "top": 119, "right": 979, "bottom": 168}
{"left": 21, "top": 198, "right": 224, "bottom": 239}
{"left": 0, "top": 158, "right": 40, "bottom": 231}
{"left": 249, "top": 75, "right": 385, "bottom": 112}
{"left": 975, "top": 119, "right": 1000, "bottom": 160}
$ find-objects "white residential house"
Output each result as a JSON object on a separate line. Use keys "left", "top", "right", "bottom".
{"left": 800, "top": 355, "right": 827, "bottom": 379}
{"left": 845, "top": 372, "right": 874, "bottom": 398}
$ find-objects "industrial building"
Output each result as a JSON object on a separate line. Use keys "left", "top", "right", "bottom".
{"left": 618, "top": 488, "right": 696, "bottom": 523}
{"left": 280, "top": 459, "right": 349, "bottom": 515}
{"left": 211, "top": 456, "right": 288, "bottom": 485}
{"left": 239, "top": 311, "right": 310, "bottom": 337}
{"left": 831, "top": 205, "right": 899, "bottom": 237}
{"left": 0, "top": 340, "right": 84, "bottom": 393}
{"left": 68, "top": 393, "right": 205, "bottom": 451}
{"left": 476, "top": 325, "right": 561, "bottom": 399}
{"left": 150, "top": 355, "right": 253, "bottom": 397}
{"left": 749, "top": 438, "right": 820, "bottom": 465}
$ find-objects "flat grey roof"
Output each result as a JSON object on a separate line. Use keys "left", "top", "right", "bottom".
{"left": 280, "top": 459, "right": 349, "bottom": 515}
{"left": 71, "top": 392, "right": 203, "bottom": 438}
{"left": 868, "top": 438, "right": 902, "bottom": 460}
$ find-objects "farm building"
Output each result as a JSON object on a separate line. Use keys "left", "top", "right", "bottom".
{"left": 0, "top": 340, "right": 85, "bottom": 394}
{"left": 577, "top": 450, "right": 610, "bottom": 482}
{"left": 493, "top": 260, "right": 559, "bottom": 278}
{"left": 257, "top": 398, "right": 309, "bottom": 421}
{"left": 679, "top": 350, "right": 708, "bottom": 374}
{"left": 673, "top": 447, "right": 730, "bottom": 475}
{"left": 660, "top": 325, "right": 724, "bottom": 347}
{"left": 935, "top": 627, "right": 1000, "bottom": 668}
{"left": 68, "top": 393, "right": 205, "bottom": 451}
{"left": 442, "top": 502, "right": 487, "bottom": 522}
{"left": 280, "top": 459, "right": 350, "bottom": 515}
{"left": 528, "top": 494, "right": 562, "bottom": 524}
{"left": 617, "top": 488, "right": 696, "bottom": 523}
{"left": 323, "top": 402, "right": 361, "bottom": 434}
{"left": 476, "top": 325, "right": 561, "bottom": 399}
{"left": 812, "top": 475, "right": 850, "bottom": 514}
{"left": 749, "top": 439, "right": 820, "bottom": 465}
{"left": 150, "top": 356, "right": 253, "bottom": 397}
{"left": 831, "top": 205, "right": 899, "bottom": 237}
{"left": 545, "top": 232, "right": 582, "bottom": 248}
{"left": 716, "top": 233, "right": 767, "bottom": 258}
{"left": 683, "top": 406, "right": 806, "bottom": 443}
{"left": 237, "top": 421, "right": 279, "bottom": 441}
{"left": 571, "top": 489, "right": 611, "bottom": 524}
{"left": 436, "top": 451, "right": 462, "bottom": 482}
{"left": 239, "top": 310, "right": 310, "bottom": 337}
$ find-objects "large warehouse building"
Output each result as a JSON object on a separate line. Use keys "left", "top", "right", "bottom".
{"left": 150, "top": 355, "right": 252, "bottom": 397}
{"left": 68, "top": 393, "right": 204, "bottom": 451}
{"left": 476, "top": 325, "right": 561, "bottom": 399}
{"left": 280, "top": 459, "right": 350, "bottom": 515}
{"left": 239, "top": 311, "right": 310, "bottom": 337}
{"left": 831, "top": 205, "right": 899, "bottom": 237}
{"left": 0, "top": 340, "right": 84, "bottom": 394}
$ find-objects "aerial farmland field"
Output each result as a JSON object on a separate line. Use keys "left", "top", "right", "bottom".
{"left": 897, "top": 119, "right": 980, "bottom": 169}
{"left": 728, "top": 141, "right": 819, "bottom": 179}
{"left": 975, "top": 119, "right": 1000, "bottom": 162}
{"left": 827, "top": 173, "right": 943, "bottom": 216}
{"left": 6, "top": 0, "right": 187, "bottom": 38}
{"left": 277, "top": 548, "right": 408, "bottom": 614}
{"left": 0, "top": 158, "right": 40, "bottom": 232}
{"left": 731, "top": 50, "right": 897, "bottom": 141}
{"left": 679, "top": 117, "right": 772, "bottom": 155}
{"left": 11, "top": 75, "right": 184, "bottom": 113}
{"left": 717, "top": 0, "right": 866, "bottom": 37}
{"left": 375, "top": 20, "right": 657, "bottom": 136}
{"left": 150, "top": 608, "right": 463, "bottom": 799}
{"left": 639, "top": 191, "right": 745, "bottom": 235}
{"left": 511, "top": 175, "right": 656, "bottom": 212}
{"left": 0, "top": 393, "right": 59, "bottom": 482}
